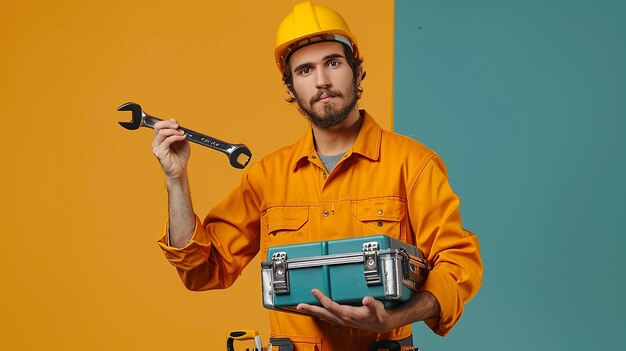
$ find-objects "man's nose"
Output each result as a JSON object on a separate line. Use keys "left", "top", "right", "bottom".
{"left": 315, "top": 69, "right": 331, "bottom": 89}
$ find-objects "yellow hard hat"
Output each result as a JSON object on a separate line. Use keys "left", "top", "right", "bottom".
{"left": 274, "top": 1, "right": 359, "bottom": 74}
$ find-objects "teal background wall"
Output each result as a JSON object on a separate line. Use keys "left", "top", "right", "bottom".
{"left": 394, "top": 1, "right": 626, "bottom": 350}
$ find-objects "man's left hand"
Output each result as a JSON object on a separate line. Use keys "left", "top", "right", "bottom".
{"left": 296, "top": 289, "right": 397, "bottom": 332}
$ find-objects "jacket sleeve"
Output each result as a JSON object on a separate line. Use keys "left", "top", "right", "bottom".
{"left": 409, "top": 155, "right": 483, "bottom": 336}
{"left": 156, "top": 163, "right": 263, "bottom": 291}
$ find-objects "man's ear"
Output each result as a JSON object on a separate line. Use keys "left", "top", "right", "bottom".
{"left": 356, "top": 66, "right": 364, "bottom": 86}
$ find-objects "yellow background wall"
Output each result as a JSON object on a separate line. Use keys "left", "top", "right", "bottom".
{"left": 0, "top": 1, "right": 394, "bottom": 349}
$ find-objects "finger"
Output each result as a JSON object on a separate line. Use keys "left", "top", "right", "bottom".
{"left": 154, "top": 118, "right": 179, "bottom": 131}
{"left": 311, "top": 289, "right": 341, "bottom": 312}
{"left": 152, "top": 128, "right": 185, "bottom": 149}
{"left": 362, "top": 296, "right": 382, "bottom": 312}
{"left": 296, "top": 303, "right": 338, "bottom": 322}
{"left": 157, "top": 134, "right": 188, "bottom": 152}
{"left": 153, "top": 119, "right": 180, "bottom": 140}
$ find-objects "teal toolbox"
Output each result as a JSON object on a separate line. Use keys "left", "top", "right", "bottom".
{"left": 261, "top": 235, "right": 429, "bottom": 311}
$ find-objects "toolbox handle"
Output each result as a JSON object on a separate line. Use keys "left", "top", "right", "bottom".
{"left": 286, "top": 252, "right": 364, "bottom": 269}
{"left": 276, "top": 249, "right": 410, "bottom": 269}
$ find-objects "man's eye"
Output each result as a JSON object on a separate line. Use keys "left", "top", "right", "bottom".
{"left": 328, "top": 60, "right": 340, "bottom": 67}
{"left": 299, "top": 67, "right": 311, "bottom": 75}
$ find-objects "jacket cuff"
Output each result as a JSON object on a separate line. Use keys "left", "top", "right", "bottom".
{"left": 157, "top": 215, "right": 211, "bottom": 271}
{"left": 419, "top": 268, "right": 463, "bottom": 336}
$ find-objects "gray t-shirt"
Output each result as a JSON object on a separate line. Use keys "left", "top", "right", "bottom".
{"left": 318, "top": 152, "right": 346, "bottom": 173}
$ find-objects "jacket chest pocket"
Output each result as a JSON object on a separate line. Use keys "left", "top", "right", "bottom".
{"left": 261, "top": 206, "right": 309, "bottom": 250}
{"left": 352, "top": 197, "right": 406, "bottom": 239}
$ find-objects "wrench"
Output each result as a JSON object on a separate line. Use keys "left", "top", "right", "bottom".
{"left": 117, "top": 102, "right": 252, "bottom": 169}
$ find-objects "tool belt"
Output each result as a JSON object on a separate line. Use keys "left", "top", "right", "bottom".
{"left": 368, "top": 335, "right": 419, "bottom": 351}
{"left": 268, "top": 335, "right": 418, "bottom": 351}
{"left": 269, "top": 338, "right": 294, "bottom": 351}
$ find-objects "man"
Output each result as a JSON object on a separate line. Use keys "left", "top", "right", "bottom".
{"left": 153, "top": 2, "right": 482, "bottom": 350}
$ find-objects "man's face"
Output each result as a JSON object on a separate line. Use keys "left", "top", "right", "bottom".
{"left": 288, "top": 41, "right": 359, "bottom": 128}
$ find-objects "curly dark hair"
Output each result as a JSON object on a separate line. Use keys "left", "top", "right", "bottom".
{"left": 282, "top": 43, "right": 366, "bottom": 105}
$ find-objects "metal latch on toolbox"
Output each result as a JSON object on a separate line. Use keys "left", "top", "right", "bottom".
{"left": 399, "top": 249, "right": 430, "bottom": 292}
{"left": 272, "top": 252, "right": 290, "bottom": 294}
{"left": 363, "top": 242, "right": 382, "bottom": 285}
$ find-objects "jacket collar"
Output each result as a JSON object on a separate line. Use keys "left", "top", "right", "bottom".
{"left": 291, "top": 110, "right": 382, "bottom": 170}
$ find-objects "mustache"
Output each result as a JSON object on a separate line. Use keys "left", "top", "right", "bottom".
{"left": 310, "top": 89, "right": 344, "bottom": 105}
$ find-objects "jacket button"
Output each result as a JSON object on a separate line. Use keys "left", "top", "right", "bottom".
{"left": 377, "top": 209, "right": 383, "bottom": 215}
{"left": 377, "top": 221, "right": 384, "bottom": 227}
{"left": 323, "top": 210, "right": 329, "bottom": 217}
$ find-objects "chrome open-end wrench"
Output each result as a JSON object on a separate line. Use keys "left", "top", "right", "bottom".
{"left": 117, "top": 102, "right": 252, "bottom": 169}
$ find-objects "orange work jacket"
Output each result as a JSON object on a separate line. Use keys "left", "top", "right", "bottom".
{"left": 158, "top": 111, "right": 483, "bottom": 351}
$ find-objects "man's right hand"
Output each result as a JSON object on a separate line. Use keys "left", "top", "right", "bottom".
{"left": 152, "top": 119, "right": 196, "bottom": 247}
{"left": 152, "top": 119, "right": 191, "bottom": 180}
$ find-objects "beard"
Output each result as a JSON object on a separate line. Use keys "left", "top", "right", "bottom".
{"left": 294, "top": 82, "right": 358, "bottom": 129}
